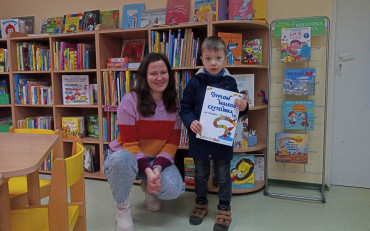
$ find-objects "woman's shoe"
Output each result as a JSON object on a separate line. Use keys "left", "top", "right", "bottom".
{"left": 145, "top": 191, "right": 161, "bottom": 211}
{"left": 116, "top": 199, "right": 134, "bottom": 231}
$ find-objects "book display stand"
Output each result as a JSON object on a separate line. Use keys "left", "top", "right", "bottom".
{"left": 264, "top": 16, "right": 330, "bottom": 203}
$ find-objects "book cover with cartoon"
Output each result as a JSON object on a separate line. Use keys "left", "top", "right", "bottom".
{"left": 229, "top": 0, "right": 266, "bottom": 22}
{"left": 242, "top": 38, "right": 262, "bottom": 65}
{"left": 100, "top": 10, "right": 119, "bottom": 29}
{"left": 283, "top": 68, "right": 315, "bottom": 96}
{"left": 62, "top": 75, "right": 90, "bottom": 105}
{"left": 197, "top": 87, "right": 241, "bottom": 146}
{"left": 122, "top": 3, "right": 145, "bottom": 29}
{"left": 62, "top": 117, "right": 80, "bottom": 139}
{"left": 218, "top": 32, "right": 242, "bottom": 65}
{"left": 275, "top": 133, "right": 308, "bottom": 164}
{"left": 281, "top": 27, "right": 311, "bottom": 62}
{"left": 282, "top": 100, "right": 314, "bottom": 130}
{"left": 62, "top": 13, "right": 83, "bottom": 33}
{"left": 193, "top": 0, "right": 216, "bottom": 22}
{"left": 230, "top": 154, "right": 254, "bottom": 188}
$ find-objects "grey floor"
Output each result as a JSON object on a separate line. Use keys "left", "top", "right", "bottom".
{"left": 80, "top": 178, "right": 370, "bottom": 231}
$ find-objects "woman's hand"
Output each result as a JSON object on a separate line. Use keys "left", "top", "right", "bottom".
{"left": 235, "top": 98, "right": 247, "bottom": 111}
{"left": 190, "top": 120, "right": 202, "bottom": 134}
{"left": 145, "top": 167, "right": 162, "bottom": 194}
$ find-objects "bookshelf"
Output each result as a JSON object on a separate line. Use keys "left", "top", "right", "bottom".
{"left": 0, "top": 38, "right": 11, "bottom": 123}
{"left": 5, "top": 20, "right": 269, "bottom": 194}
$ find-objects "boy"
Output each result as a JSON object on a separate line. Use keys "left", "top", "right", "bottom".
{"left": 180, "top": 36, "right": 248, "bottom": 231}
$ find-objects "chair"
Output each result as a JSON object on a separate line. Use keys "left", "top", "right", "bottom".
{"left": 8, "top": 127, "right": 64, "bottom": 208}
{"left": 10, "top": 141, "right": 87, "bottom": 231}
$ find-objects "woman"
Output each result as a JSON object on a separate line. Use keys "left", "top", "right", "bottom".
{"left": 104, "top": 53, "right": 185, "bottom": 231}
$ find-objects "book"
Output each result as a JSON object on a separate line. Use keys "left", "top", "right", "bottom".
{"left": 194, "top": 0, "right": 217, "bottom": 22}
{"left": 62, "top": 13, "right": 83, "bottom": 33}
{"left": 12, "top": 16, "right": 34, "bottom": 34}
{"left": 0, "top": 49, "right": 5, "bottom": 72}
{"left": 230, "top": 154, "right": 254, "bottom": 188}
{"left": 40, "top": 17, "right": 63, "bottom": 34}
{"left": 83, "top": 144, "right": 97, "bottom": 173}
{"left": 254, "top": 154, "right": 264, "bottom": 181}
{"left": 82, "top": 10, "right": 100, "bottom": 31}
{"left": 234, "top": 74, "right": 254, "bottom": 107}
{"left": 218, "top": 32, "right": 242, "bottom": 65}
{"left": 165, "top": 0, "right": 190, "bottom": 25}
{"left": 229, "top": 0, "right": 266, "bottom": 22}
{"left": 62, "top": 117, "right": 82, "bottom": 139}
{"left": 217, "top": 0, "right": 229, "bottom": 21}
{"left": 197, "top": 87, "right": 242, "bottom": 146}
{"left": 281, "top": 27, "right": 311, "bottom": 62}
{"left": 282, "top": 100, "right": 314, "bottom": 130}
{"left": 87, "top": 114, "right": 99, "bottom": 139}
{"left": 233, "top": 116, "right": 248, "bottom": 148}
{"left": 275, "top": 133, "right": 308, "bottom": 164}
{"left": 242, "top": 38, "right": 262, "bottom": 65}
{"left": 1, "top": 19, "right": 23, "bottom": 38}
{"left": 283, "top": 68, "right": 316, "bottom": 96}
{"left": 100, "top": 10, "right": 119, "bottom": 28}
{"left": 122, "top": 3, "right": 145, "bottom": 29}
{"left": 62, "top": 75, "right": 90, "bottom": 105}
{"left": 120, "top": 39, "right": 145, "bottom": 63}
{"left": 140, "top": 8, "right": 166, "bottom": 28}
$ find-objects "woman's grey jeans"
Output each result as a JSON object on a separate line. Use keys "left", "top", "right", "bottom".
{"left": 103, "top": 149, "right": 185, "bottom": 204}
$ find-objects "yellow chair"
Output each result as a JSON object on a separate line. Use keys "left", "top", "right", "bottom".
{"left": 8, "top": 127, "right": 64, "bottom": 208}
{"left": 10, "top": 141, "right": 87, "bottom": 231}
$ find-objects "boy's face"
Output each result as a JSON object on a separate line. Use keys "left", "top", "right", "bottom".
{"left": 201, "top": 49, "right": 226, "bottom": 75}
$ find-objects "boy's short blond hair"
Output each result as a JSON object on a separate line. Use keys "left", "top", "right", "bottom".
{"left": 201, "top": 36, "right": 227, "bottom": 56}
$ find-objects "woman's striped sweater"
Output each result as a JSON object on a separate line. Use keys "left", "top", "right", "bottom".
{"left": 109, "top": 92, "right": 181, "bottom": 172}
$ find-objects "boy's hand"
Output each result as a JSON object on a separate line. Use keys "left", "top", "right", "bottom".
{"left": 190, "top": 120, "right": 202, "bottom": 134}
{"left": 235, "top": 99, "right": 247, "bottom": 111}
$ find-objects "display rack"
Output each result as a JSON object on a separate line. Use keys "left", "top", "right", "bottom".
{"left": 264, "top": 16, "right": 330, "bottom": 203}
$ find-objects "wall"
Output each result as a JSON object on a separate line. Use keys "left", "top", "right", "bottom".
{"left": 0, "top": 0, "right": 332, "bottom": 33}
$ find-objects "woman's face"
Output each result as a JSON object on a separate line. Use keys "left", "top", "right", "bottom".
{"left": 147, "top": 60, "right": 169, "bottom": 100}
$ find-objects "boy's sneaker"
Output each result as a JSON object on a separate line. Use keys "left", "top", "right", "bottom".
{"left": 189, "top": 203, "right": 208, "bottom": 225}
{"left": 213, "top": 205, "right": 232, "bottom": 231}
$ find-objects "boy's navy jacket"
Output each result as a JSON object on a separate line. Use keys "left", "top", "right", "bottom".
{"left": 180, "top": 68, "right": 248, "bottom": 160}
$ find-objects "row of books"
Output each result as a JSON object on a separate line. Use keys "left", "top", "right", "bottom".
{"left": 14, "top": 75, "right": 52, "bottom": 105}
{"left": 16, "top": 42, "right": 51, "bottom": 71}
{"left": 102, "top": 71, "right": 135, "bottom": 106}
{"left": 40, "top": 152, "right": 53, "bottom": 171}
{"left": 0, "top": 48, "right": 9, "bottom": 72}
{"left": 41, "top": 10, "right": 119, "bottom": 34}
{"left": 17, "top": 116, "right": 54, "bottom": 130}
{"left": 184, "top": 154, "right": 264, "bottom": 189}
{"left": 103, "top": 111, "right": 119, "bottom": 143}
{"left": 151, "top": 29, "right": 201, "bottom": 67}
{"left": 175, "top": 70, "right": 192, "bottom": 101}
{"left": 53, "top": 41, "right": 96, "bottom": 71}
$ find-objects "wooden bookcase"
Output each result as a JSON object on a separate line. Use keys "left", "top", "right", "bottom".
{"left": 0, "top": 38, "right": 11, "bottom": 122}
{"left": 5, "top": 20, "right": 269, "bottom": 194}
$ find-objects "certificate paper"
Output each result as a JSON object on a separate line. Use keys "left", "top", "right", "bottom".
{"left": 197, "top": 87, "right": 241, "bottom": 146}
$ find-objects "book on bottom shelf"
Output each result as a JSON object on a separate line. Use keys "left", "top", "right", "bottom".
{"left": 275, "top": 132, "right": 308, "bottom": 164}
{"left": 83, "top": 144, "right": 98, "bottom": 173}
{"left": 230, "top": 154, "right": 254, "bottom": 188}
{"left": 184, "top": 157, "right": 195, "bottom": 187}
{"left": 254, "top": 154, "right": 264, "bottom": 181}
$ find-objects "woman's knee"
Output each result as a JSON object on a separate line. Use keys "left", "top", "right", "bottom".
{"left": 103, "top": 149, "right": 137, "bottom": 177}
{"left": 157, "top": 167, "right": 185, "bottom": 200}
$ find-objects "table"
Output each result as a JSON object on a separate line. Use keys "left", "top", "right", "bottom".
{"left": 0, "top": 133, "right": 60, "bottom": 231}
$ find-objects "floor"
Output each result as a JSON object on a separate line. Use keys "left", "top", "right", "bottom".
{"left": 77, "top": 177, "right": 370, "bottom": 231}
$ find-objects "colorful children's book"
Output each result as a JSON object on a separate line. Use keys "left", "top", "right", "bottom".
{"left": 165, "top": 0, "right": 190, "bottom": 25}
{"left": 281, "top": 27, "right": 311, "bottom": 62}
{"left": 193, "top": 0, "right": 217, "bottom": 22}
{"left": 197, "top": 87, "right": 241, "bottom": 146}
{"left": 122, "top": 3, "right": 145, "bottom": 29}
{"left": 120, "top": 39, "right": 146, "bottom": 63}
{"left": 83, "top": 10, "right": 100, "bottom": 31}
{"left": 229, "top": 0, "right": 266, "bottom": 22}
{"left": 184, "top": 157, "right": 195, "bottom": 186}
{"left": 0, "top": 49, "right": 5, "bottom": 72}
{"left": 217, "top": 0, "right": 229, "bottom": 21}
{"left": 62, "top": 117, "right": 81, "bottom": 139}
{"left": 282, "top": 100, "right": 314, "bottom": 130}
{"left": 218, "top": 32, "right": 242, "bottom": 65}
{"left": 140, "top": 8, "right": 166, "bottom": 28}
{"left": 230, "top": 154, "right": 254, "bottom": 188}
{"left": 275, "top": 132, "right": 308, "bottom": 164}
{"left": 283, "top": 68, "right": 316, "bottom": 96}
{"left": 62, "top": 75, "right": 90, "bottom": 105}
{"left": 62, "top": 13, "right": 83, "bottom": 33}
{"left": 12, "top": 16, "right": 34, "bottom": 34}
{"left": 242, "top": 38, "right": 262, "bottom": 65}
{"left": 254, "top": 154, "right": 264, "bottom": 181}
{"left": 100, "top": 10, "right": 119, "bottom": 28}
{"left": 233, "top": 115, "right": 248, "bottom": 148}
{"left": 1, "top": 19, "right": 22, "bottom": 38}
{"left": 234, "top": 74, "right": 254, "bottom": 107}
{"left": 40, "top": 17, "right": 63, "bottom": 34}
